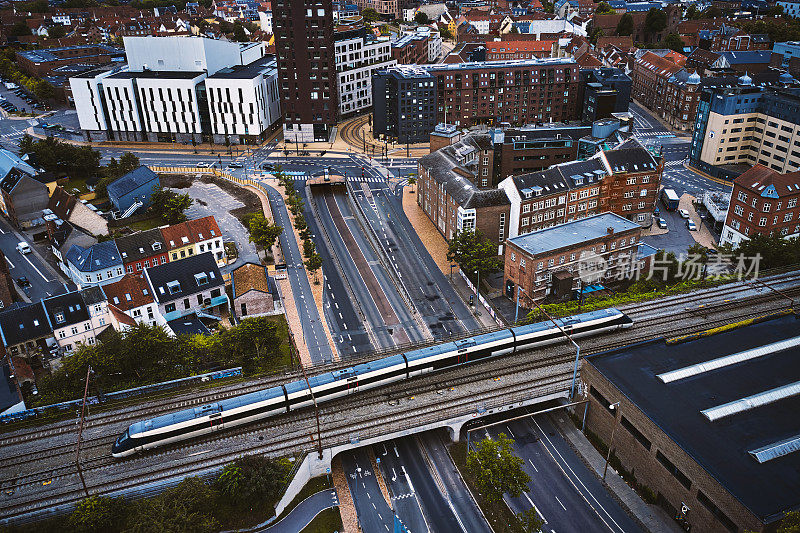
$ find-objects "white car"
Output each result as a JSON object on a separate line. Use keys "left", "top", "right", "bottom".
{"left": 196, "top": 162, "right": 212, "bottom": 168}
{"left": 687, "top": 219, "right": 697, "bottom": 231}
{"left": 657, "top": 217, "right": 668, "bottom": 229}
{"left": 678, "top": 208, "right": 690, "bottom": 219}
{"left": 16, "top": 241, "right": 31, "bottom": 254}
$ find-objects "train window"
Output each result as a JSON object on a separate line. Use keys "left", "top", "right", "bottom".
{"left": 458, "top": 348, "right": 468, "bottom": 353}
{"left": 118, "top": 430, "right": 129, "bottom": 443}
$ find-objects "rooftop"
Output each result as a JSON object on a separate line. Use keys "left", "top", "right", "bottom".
{"left": 232, "top": 262, "right": 273, "bottom": 299}
{"left": 17, "top": 44, "right": 122, "bottom": 63}
{"left": 106, "top": 166, "right": 159, "bottom": 200}
{"left": 587, "top": 314, "right": 800, "bottom": 523}
{"left": 103, "top": 274, "right": 153, "bottom": 312}
{"left": 508, "top": 212, "right": 640, "bottom": 256}
{"left": 167, "top": 313, "right": 211, "bottom": 336}
{"left": 426, "top": 57, "right": 576, "bottom": 72}
{"left": 146, "top": 252, "right": 223, "bottom": 304}
{"left": 207, "top": 55, "right": 277, "bottom": 80}
{"left": 108, "top": 70, "right": 206, "bottom": 80}
{"left": 65, "top": 241, "right": 122, "bottom": 272}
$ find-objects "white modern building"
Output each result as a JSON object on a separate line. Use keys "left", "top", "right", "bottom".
{"left": 335, "top": 26, "right": 396, "bottom": 116}
{"left": 258, "top": 9, "right": 273, "bottom": 33}
{"left": 70, "top": 36, "right": 281, "bottom": 144}
{"left": 400, "top": 24, "right": 442, "bottom": 63}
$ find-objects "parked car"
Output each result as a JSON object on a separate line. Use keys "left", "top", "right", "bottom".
{"left": 196, "top": 162, "right": 212, "bottom": 168}
{"left": 16, "top": 241, "right": 31, "bottom": 254}
{"left": 656, "top": 217, "right": 668, "bottom": 229}
{"left": 687, "top": 219, "right": 697, "bottom": 231}
{"left": 261, "top": 163, "right": 275, "bottom": 170}
{"left": 227, "top": 162, "right": 243, "bottom": 169}
{"left": 678, "top": 208, "right": 690, "bottom": 219}
{"left": 16, "top": 276, "right": 30, "bottom": 287}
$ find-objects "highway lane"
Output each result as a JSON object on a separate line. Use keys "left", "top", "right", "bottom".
{"left": 418, "top": 431, "right": 492, "bottom": 533}
{"left": 340, "top": 449, "right": 397, "bottom": 533}
{"left": 373, "top": 440, "right": 430, "bottom": 533}
{"left": 262, "top": 183, "right": 334, "bottom": 364}
{"left": 486, "top": 415, "right": 642, "bottom": 533}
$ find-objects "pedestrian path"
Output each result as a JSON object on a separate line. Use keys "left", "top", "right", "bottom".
{"left": 227, "top": 490, "right": 338, "bottom": 533}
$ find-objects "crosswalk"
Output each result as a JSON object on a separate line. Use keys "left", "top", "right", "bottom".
{"left": 262, "top": 171, "right": 388, "bottom": 184}
{"left": 634, "top": 131, "right": 676, "bottom": 138}
{"left": 664, "top": 159, "right": 687, "bottom": 168}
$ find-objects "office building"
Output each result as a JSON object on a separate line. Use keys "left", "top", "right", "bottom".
{"left": 70, "top": 36, "right": 280, "bottom": 144}
{"left": 582, "top": 315, "right": 800, "bottom": 533}
{"left": 17, "top": 44, "right": 123, "bottom": 78}
{"left": 274, "top": 0, "right": 339, "bottom": 142}
{"left": 689, "top": 75, "right": 800, "bottom": 180}
{"left": 580, "top": 67, "right": 631, "bottom": 123}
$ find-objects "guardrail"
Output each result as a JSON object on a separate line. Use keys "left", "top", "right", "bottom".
{"left": 0, "top": 367, "right": 243, "bottom": 425}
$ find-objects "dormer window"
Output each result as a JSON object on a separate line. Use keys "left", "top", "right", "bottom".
{"left": 55, "top": 312, "right": 65, "bottom": 324}
{"left": 195, "top": 273, "right": 209, "bottom": 286}
{"left": 139, "top": 247, "right": 145, "bottom": 253}
{"left": 167, "top": 281, "right": 181, "bottom": 294}
{"left": 152, "top": 242, "right": 162, "bottom": 251}
{"left": 198, "top": 233, "right": 204, "bottom": 239}
{"left": 181, "top": 236, "right": 189, "bottom": 244}
{"left": 33, "top": 319, "right": 39, "bottom": 327}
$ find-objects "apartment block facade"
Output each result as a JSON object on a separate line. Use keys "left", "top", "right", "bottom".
{"left": 335, "top": 23, "right": 396, "bottom": 116}
{"left": 372, "top": 66, "right": 437, "bottom": 144}
{"left": 720, "top": 164, "right": 800, "bottom": 247}
{"left": 274, "top": 0, "right": 339, "bottom": 142}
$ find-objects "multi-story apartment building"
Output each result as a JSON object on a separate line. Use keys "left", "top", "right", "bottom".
{"left": 719, "top": 164, "right": 800, "bottom": 247}
{"left": 372, "top": 66, "right": 437, "bottom": 144}
{"left": 392, "top": 33, "right": 430, "bottom": 65}
{"left": 274, "top": 0, "right": 339, "bottom": 142}
{"left": 504, "top": 212, "right": 648, "bottom": 303}
{"left": 350, "top": 0, "right": 398, "bottom": 19}
{"left": 579, "top": 67, "right": 632, "bottom": 123}
{"left": 103, "top": 274, "right": 167, "bottom": 328}
{"left": 17, "top": 44, "right": 124, "bottom": 77}
{"left": 485, "top": 39, "right": 556, "bottom": 60}
{"left": 43, "top": 287, "right": 110, "bottom": 356}
{"left": 71, "top": 36, "right": 280, "bottom": 144}
{"left": 116, "top": 228, "right": 168, "bottom": 275}
{"left": 690, "top": 77, "right": 800, "bottom": 180}
{"left": 144, "top": 252, "right": 228, "bottom": 321}
{"left": 335, "top": 21, "right": 396, "bottom": 116}
{"left": 428, "top": 59, "right": 581, "bottom": 127}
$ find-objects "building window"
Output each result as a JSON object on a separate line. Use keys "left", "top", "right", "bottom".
{"left": 165, "top": 303, "right": 176, "bottom": 313}
{"left": 697, "top": 491, "right": 737, "bottom": 533}
{"left": 621, "top": 416, "right": 651, "bottom": 450}
{"left": 656, "top": 451, "right": 692, "bottom": 490}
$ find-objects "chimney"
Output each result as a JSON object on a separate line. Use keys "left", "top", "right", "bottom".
{"left": 607, "top": 227, "right": 614, "bottom": 234}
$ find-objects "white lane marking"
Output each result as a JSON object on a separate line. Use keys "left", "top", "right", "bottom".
{"left": 506, "top": 425, "right": 515, "bottom": 438}
{"left": 6, "top": 258, "right": 14, "bottom": 269}
{"left": 21, "top": 252, "right": 50, "bottom": 282}
{"left": 555, "top": 495, "right": 567, "bottom": 511}
{"left": 528, "top": 458, "right": 538, "bottom": 473}
{"left": 531, "top": 418, "right": 624, "bottom": 533}
{"left": 524, "top": 493, "right": 547, "bottom": 524}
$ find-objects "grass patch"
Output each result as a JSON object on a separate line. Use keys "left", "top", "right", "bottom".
{"left": 126, "top": 216, "right": 166, "bottom": 231}
{"left": 449, "top": 442, "right": 525, "bottom": 533}
{"left": 531, "top": 276, "right": 737, "bottom": 319}
{"left": 300, "top": 507, "right": 342, "bottom": 533}
{"left": 274, "top": 475, "right": 333, "bottom": 524}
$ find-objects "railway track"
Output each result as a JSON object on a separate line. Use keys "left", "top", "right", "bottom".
{"left": 1, "top": 294, "right": 794, "bottom": 521}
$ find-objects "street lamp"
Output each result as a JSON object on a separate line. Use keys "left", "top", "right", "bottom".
{"left": 602, "top": 401, "right": 621, "bottom": 483}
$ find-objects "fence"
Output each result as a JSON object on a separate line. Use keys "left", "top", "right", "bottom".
{"left": 0, "top": 367, "right": 243, "bottom": 425}
{"left": 459, "top": 269, "right": 505, "bottom": 327}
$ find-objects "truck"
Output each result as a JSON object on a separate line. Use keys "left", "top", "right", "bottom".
{"left": 661, "top": 188, "right": 679, "bottom": 211}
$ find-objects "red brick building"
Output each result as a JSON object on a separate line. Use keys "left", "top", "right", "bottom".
{"left": 115, "top": 227, "right": 168, "bottom": 275}
{"left": 16, "top": 44, "right": 123, "bottom": 78}
{"left": 720, "top": 164, "right": 800, "bottom": 247}
{"left": 427, "top": 58, "right": 581, "bottom": 127}
{"left": 631, "top": 51, "right": 702, "bottom": 131}
{"left": 485, "top": 39, "right": 555, "bottom": 60}
{"left": 392, "top": 33, "right": 429, "bottom": 64}
{"left": 504, "top": 212, "right": 648, "bottom": 303}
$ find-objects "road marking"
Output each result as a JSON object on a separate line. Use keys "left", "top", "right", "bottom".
{"left": 5, "top": 258, "right": 13, "bottom": 269}
{"left": 555, "top": 495, "right": 567, "bottom": 511}
{"left": 524, "top": 493, "right": 547, "bottom": 524}
{"left": 528, "top": 458, "right": 538, "bottom": 472}
{"left": 506, "top": 425, "right": 515, "bottom": 437}
{"left": 21, "top": 252, "right": 50, "bottom": 282}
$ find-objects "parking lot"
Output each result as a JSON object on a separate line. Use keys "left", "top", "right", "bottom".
{"left": 0, "top": 80, "right": 46, "bottom": 115}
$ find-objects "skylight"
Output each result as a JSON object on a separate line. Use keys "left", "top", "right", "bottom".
{"left": 749, "top": 434, "right": 800, "bottom": 464}
{"left": 702, "top": 380, "right": 800, "bottom": 422}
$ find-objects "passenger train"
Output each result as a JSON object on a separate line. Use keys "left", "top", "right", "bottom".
{"left": 111, "top": 308, "right": 632, "bottom": 457}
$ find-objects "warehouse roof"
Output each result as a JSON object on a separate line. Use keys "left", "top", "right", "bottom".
{"left": 587, "top": 314, "right": 800, "bottom": 523}
{"left": 507, "top": 212, "right": 639, "bottom": 256}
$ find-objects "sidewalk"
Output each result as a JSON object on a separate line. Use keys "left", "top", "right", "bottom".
{"left": 550, "top": 411, "right": 685, "bottom": 533}
{"left": 256, "top": 490, "right": 338, "bottom": 533}
{"left": 680, "top": 194, "right": 718, "bottom": 250}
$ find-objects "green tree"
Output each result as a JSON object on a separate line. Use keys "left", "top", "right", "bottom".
{"left": 362, "top": 8, "right": 380, "bottom": 22}
{"left": 306, "top": 253, "right": 323, "bottom": 282}
{"left": 728, "top": 233, "right": 800, "bottom": 271}
{"left": 407, "top": 175, "right": 417, "bottom": 192}
{"left": 644, "top": 7, "right": 667, "bottom": 36}
{"left": 662, "top": 32, "right": 684, "bottom": 52}
{"left": 69, "top": 495, "right": 127, "bottom": 533}
{"left": 302, "top": 238, "right": 316, "bottom": 259}
{"left": 233, "top": 22, "right": 248, "bottom": 42}
{"left": 441, "top": 27, "right": 453, "bottom": 40}
{"left": 214, "top": 455, "right": 291, "bottom": 510}
{"left": 18, "top": 133, "right": 35, "bottom": 156}
{"left": 685, "top": 4, "right": 701, "bottom": 19}
{"left": 414, "top": 10, "right": 429, "bottom": 24}
{"left": 219, "top": 317, "right": 281, "bottom": 372}
{"left": 466, "top": 433, "right": 531, "bottom": 504}
{"left": 779, "top": 511, "right": 800, "bottom": 533}
{"left": 151, "top": 186, "right": 193, "bottom": 224}
{"left": 517, "top": 508, "right": 545, "bottom": 532}
{"left": 126, "top": 477, "right": 219, "bottom": 533}
{"left": 588, "top": 23, "right": 605, "bottom": 45}
{"left": 48, "top": 24, "right": 68, "bottom": 39}
{"left": 615, "top": 13, "right": 634, "bottom": 36}
{"left": 34, "top": 79, "right": 55, "bottom": 100}
{"left": 596, "top": 1, "right": 615, "bottom": 14}
{"left": 446, "top": 229, "right": 503, "bottom": 282}
{"left": 246, "top": 212, "right": 283, "bottom": 249}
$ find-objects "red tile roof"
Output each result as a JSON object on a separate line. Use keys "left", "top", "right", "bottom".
{"left": 735, "top": 165, "right": 800, "bottom": 198}
{"left": 485, "top": 39, "right": 555, "bottom": 53}
{"left": 102, "top": 274, "right": 154, "bottom": 312}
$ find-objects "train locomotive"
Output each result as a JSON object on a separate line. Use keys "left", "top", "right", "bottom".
{"left": 112, "top": 308, "right": 632, "bottom": 457}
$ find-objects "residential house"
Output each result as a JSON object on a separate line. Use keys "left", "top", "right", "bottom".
{"left": 115, "top": 228, "right": 169, "bottom": 275}
{"left": 231, "top": 262, "right": 278, "bottom": 318}
{"left": 43, "top": 287, "right": 110, "bottom": 356}
{"left": 161, "top": 221, "right": 197, "bottom": 262}
{"left": 187, "top": 216, "right": 226, "bottom": 266}
{"left": 65, "top": 241, "right": 125, "bottom": 288}
{"left": 144, "top": 252, "right": 228, "bottom": 321}
{"left": 47, "top": 186, "right": 109, "bottom": 237}
{"left": 0, "top": 149, "right": 49, "bottom": 229}
{"left": 106, "top": 166, "right": 160, "bottom": 218}
{"left": 0, "top": 302, "right": 52, "bottom": 358}
{"left": 102, "top": 274, "right": 165, "bottom": 328}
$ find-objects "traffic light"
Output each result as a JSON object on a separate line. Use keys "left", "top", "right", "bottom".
{"left": 361, "top": 166, "right": 365, "bottom": 179}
